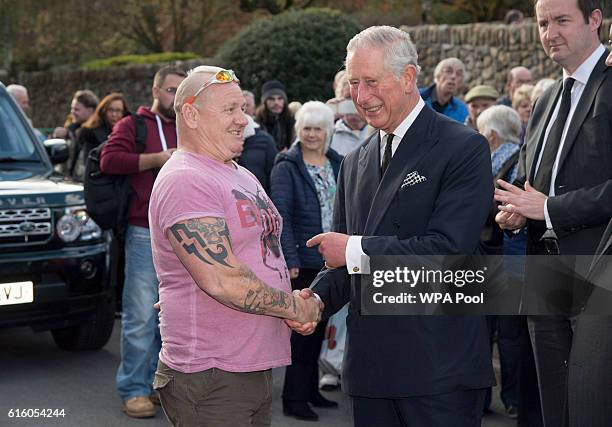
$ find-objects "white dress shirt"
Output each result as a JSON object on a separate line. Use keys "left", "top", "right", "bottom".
{"left": 539, "top": 44, "right": 605, "bottom": 230}
{"left": 345, "top": 97, "right": 426, "bottom": 275}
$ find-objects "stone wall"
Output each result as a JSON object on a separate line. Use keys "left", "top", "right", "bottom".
{"left": 400, "top": 18, "right": 612, "bottom": 93}
{"left": 16, "top": 19, "right": 612, "bottom": 129}
{"left": 18, "top": 59, "right": 210, "bottom": 129}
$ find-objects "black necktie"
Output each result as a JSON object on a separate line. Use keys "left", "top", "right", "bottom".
{"left": 533, "top": 77, "right": 575, "bottom": 194}
{"left": 381, "top": 133, "right": 394, "bottom": 179}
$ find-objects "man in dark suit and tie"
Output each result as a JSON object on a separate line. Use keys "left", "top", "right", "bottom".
{"left": 287, "top": 26, "right": 495, "bottom": 426}
{"left": 566, "top": 219, "right": 612, "bottom": 426}
{"left": 495, "top": 1, "right": 612, "bottom": 425}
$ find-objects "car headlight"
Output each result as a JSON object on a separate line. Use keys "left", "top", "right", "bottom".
{"left": 56, "top": 206, "right": 102, "bottom": 242}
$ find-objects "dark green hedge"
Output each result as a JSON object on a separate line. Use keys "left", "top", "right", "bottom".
{"left": 215, "top": 8, "right": 361, "bottom": 103}
{"left": 81, "top": 52, "right": 201, "bottom": 70}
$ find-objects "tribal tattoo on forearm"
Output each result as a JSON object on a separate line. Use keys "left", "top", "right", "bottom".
{"left": 231, "top": 266, "right": 297, "bottom": 316}
{"left": 170, "top": 218, "right": 233, "bottom": 267}
{"left": 171, "top": 218, "right": 297, "bottom": 317}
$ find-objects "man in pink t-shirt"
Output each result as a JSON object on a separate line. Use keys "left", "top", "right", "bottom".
{"left": 148, "top": 66, "right": 322, "bottom": 426}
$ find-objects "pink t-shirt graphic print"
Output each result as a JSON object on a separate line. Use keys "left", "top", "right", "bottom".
{"left": 232, "top": 185, "right": 286, "bottom": 280}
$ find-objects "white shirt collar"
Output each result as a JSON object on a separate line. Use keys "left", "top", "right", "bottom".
{"left": 379, "top": 97, "right": 425, "bottom": 142}
{"left": 563, "top": 44, "right": 605, "bottom": 85}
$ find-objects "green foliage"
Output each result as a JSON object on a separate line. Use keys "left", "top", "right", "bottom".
{"left": 430, "top": 0, "right": 533, "bottom": 24}
{"left": 239, "top": 0, "right": 315, "bottom": 15}
{"left": 430, "top": 4, "right": 473, "bottom": 25}
{"left": 216, "top": 8, "right": 361, "bottom": 102}
{"left": 81, "top": 52, "right": 201, "bottom": 70}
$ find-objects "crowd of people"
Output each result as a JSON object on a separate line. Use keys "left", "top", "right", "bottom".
{"left": 7, "top": 0, "right": 612, "bottom": 426}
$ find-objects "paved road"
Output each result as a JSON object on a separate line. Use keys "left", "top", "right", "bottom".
{"left": 0, "top": 320, "right": 515, "bottom": 427}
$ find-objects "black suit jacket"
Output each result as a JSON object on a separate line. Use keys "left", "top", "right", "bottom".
{"left": 311, "top": 106, "right": 495, "bottom": 398}
{"left": 581, "top": 219, "right": 612, "bottom": 314}
{"left": 516, "top": 50, "right": 612, "bottom": 313}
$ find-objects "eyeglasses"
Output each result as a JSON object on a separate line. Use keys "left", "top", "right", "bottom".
{"left": 184, "top": 69, "right": 239, "bottom": 105}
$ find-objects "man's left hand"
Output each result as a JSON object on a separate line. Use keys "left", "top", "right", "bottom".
{"left": 306, "top": 232, "right": 349, "bottom": 268}
{"left": 494, "top": 180, "right": 547, "bottom": 221}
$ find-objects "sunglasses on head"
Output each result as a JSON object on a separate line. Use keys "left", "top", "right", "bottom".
{"left": 185, "top": 69, "right": 240, "bottom": 105}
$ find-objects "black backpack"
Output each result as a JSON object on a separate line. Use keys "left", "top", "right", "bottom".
{"left": 84, "top": 114, "right": 147, "bottom": 232}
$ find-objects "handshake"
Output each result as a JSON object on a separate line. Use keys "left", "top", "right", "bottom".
{"left": 285, "top": 288, "right": 324, "bottom": 336}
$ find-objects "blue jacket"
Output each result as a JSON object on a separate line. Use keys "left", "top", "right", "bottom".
{"left": 420, "top": 84, "right": 468, "bottom": 123}
{"left": 236, "top": 127, "right": 277, "bottom": 193}
{"left": 270, "top": 143, "right": 342, "bottom": 269}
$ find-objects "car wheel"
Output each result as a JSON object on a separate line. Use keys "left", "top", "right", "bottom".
{"left": 51, "top": 294, "right": 115, "bottom": 351}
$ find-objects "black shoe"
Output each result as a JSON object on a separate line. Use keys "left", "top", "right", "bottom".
{"left": 505, "top": 405, "right": 518, "bottom": 419}
{"left": 309, "top": 392, "right": 338, "bottom": 408}
{"left": 283, "top": 401, "right": 319, "bottom": 421}
{"left": 320, "top": 383, "right": 340, "bottom": 391}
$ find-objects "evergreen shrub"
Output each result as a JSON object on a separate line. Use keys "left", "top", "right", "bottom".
{"left": 216, "top": 8, "right": 361, "bottom": 102}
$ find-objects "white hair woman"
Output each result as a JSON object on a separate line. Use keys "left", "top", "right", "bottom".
{"left": 477, "top": 104, "right": 523, "bottom": 253}
{"left": 269, "top": 100, "right": 343, "bottom": 421}
{"left": 477, "top": 105, "right": 522, "bottom": 183}
{"left": 476, "top": 105, "right": 526, "bottom": 419}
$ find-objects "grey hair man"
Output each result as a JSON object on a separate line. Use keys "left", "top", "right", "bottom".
{"left": 498, "top": 66, "right": 533, "bottom": 106}
{"left": 419, "top": 57, "right": 469, "bottom": 122}
{"left": 7, "top": 84, "right": 46, "bottom": 142}
{"left": 6, "top": 84, "right": 31, "bottom": 115}
{"left": 242, "top": 89, "right": 256, "bottom": 118}
{"left": 290, "top": 25, "right": 495, "bottom": 427}
{"left": 329, "top": 98, "right": 368, "bottom": 156}
{"left": 464, "top": 85, "right": 500, "bottom": 129}
{"left": 149, "top": 65, "right": 321, "bottom": 426}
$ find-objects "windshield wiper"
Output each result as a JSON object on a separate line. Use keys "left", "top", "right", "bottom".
{"left": 0, "top": 157, "right": 39, "bottom": 163}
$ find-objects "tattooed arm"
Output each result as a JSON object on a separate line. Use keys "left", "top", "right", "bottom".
{"left": 167, "top": 217, "right": 321, "bottom": 323}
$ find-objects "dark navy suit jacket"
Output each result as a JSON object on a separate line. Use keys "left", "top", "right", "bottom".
{"left": 311, "top": 105, "right": 496, "bottom": 398}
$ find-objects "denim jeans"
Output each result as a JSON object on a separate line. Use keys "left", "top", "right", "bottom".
{"left": 484, "top": 315, "right": 521, "bottom": 409}
{"left": 482, "top": 230, "right": 527, "bottom": 410}
{"left": 116, "top": 225, "right": 161, "bottom": 401}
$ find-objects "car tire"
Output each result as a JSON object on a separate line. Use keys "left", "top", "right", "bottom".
{"left": 51, "top": 294, "right": 115, "bottom": 351}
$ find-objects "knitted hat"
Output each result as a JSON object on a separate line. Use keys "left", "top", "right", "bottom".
{"left": 261, "top": 80, "right": 288, "bottom": 104}
{"left": 464, "top": 85, "right": 500, "bottom": 103}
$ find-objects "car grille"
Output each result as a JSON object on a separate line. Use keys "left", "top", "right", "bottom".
{"left": 0, "top": 208, "right": 53, "bottom": 245}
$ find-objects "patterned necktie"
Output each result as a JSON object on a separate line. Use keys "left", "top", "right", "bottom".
{"left": 381, "top": 133, "right": 394, "bottom": 179}
{"left": 533, "top": 77, "right": 575, "bottom": 194}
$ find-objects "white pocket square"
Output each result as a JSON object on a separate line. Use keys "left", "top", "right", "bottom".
{"left": 401, "top": 171, "right": 427, "bottom": 189}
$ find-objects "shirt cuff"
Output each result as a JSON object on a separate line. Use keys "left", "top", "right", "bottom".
{"left": 346, "top": 236, "right": 370, "bottom": 275}
{"left": 544, "top": 199, "right": 553, "bottom": 230}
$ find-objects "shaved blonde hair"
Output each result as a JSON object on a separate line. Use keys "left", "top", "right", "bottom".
{"left": 174, "top": 65, "right": 223, "bottom": 115}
